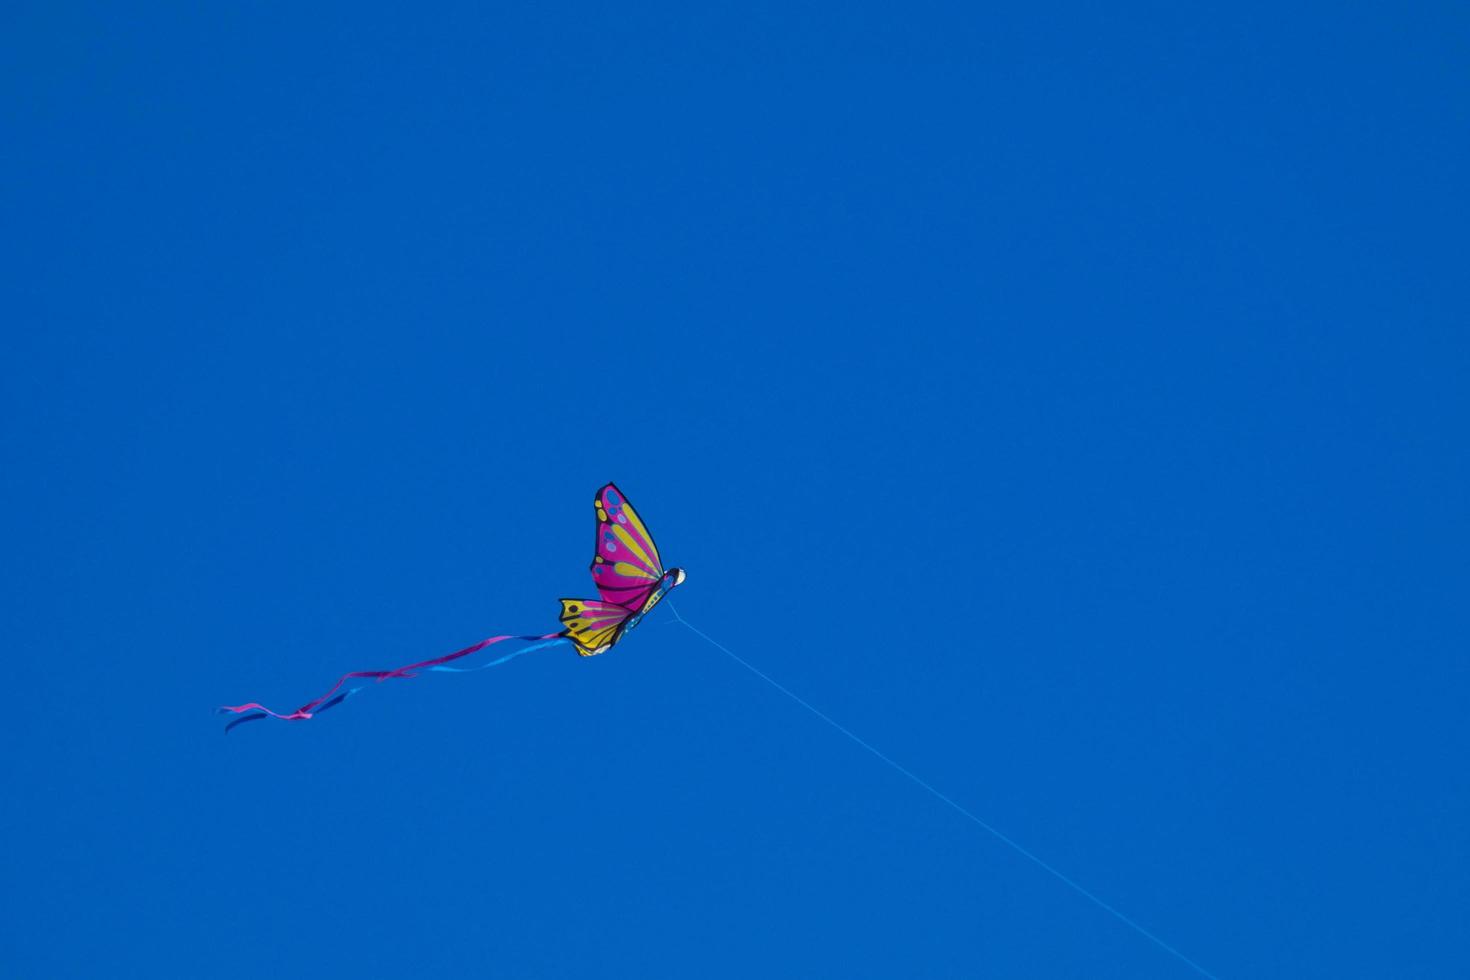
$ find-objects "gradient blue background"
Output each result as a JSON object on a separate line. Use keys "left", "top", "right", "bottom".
{"left": 3, "top": 3, "right": 1466, "bottom": 977}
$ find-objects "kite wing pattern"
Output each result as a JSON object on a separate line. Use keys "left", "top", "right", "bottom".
{"left": 590, "top": 483, "right": 666, "bottom": 607}
{"left": 558, "top": 598, "right": 633, "bottom": 656}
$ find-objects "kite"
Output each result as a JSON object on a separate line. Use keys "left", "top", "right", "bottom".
{"left": 218, "top": 482, "right": 684, "bottom": 729}
{"left": 217, "top": 484, "right": 1218, "bottom": 977}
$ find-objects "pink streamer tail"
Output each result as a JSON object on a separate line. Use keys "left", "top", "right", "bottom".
{"left": 219, "top": 631, "right": 564, "bottom": 723}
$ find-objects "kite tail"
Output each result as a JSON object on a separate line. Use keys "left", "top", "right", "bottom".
{"left": 218, "top": 631, "right": 568, "bottom": 730}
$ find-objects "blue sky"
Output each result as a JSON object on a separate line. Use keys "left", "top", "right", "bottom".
{"left": 3, "top": 2, "right": 1467, "bottom": 977}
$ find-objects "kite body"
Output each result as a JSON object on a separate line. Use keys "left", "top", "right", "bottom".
{"left": 559, "top": 483, "right": 686, "bottom": 655}
{"left": 218, "top": 481, "right": 682, "bottom": 728}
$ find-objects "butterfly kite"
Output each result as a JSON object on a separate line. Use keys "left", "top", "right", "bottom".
{"left": 219, "top": 482, "right": 685, "bottom": 729}
{"left": 220, "top": 482, "right": 1220, "bottom": 976}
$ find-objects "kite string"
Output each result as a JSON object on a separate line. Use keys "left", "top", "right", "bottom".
{"left": 665, "top": 601, "right": 1218, "bottom": 980}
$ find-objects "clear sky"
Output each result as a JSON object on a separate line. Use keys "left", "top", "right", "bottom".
{"left": 3, "top": 3, "right": 1467, "bottom": 977}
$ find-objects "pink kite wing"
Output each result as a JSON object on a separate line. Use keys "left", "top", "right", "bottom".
{"left": 589, "top": 483, "right": 665, "bottom": 607}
